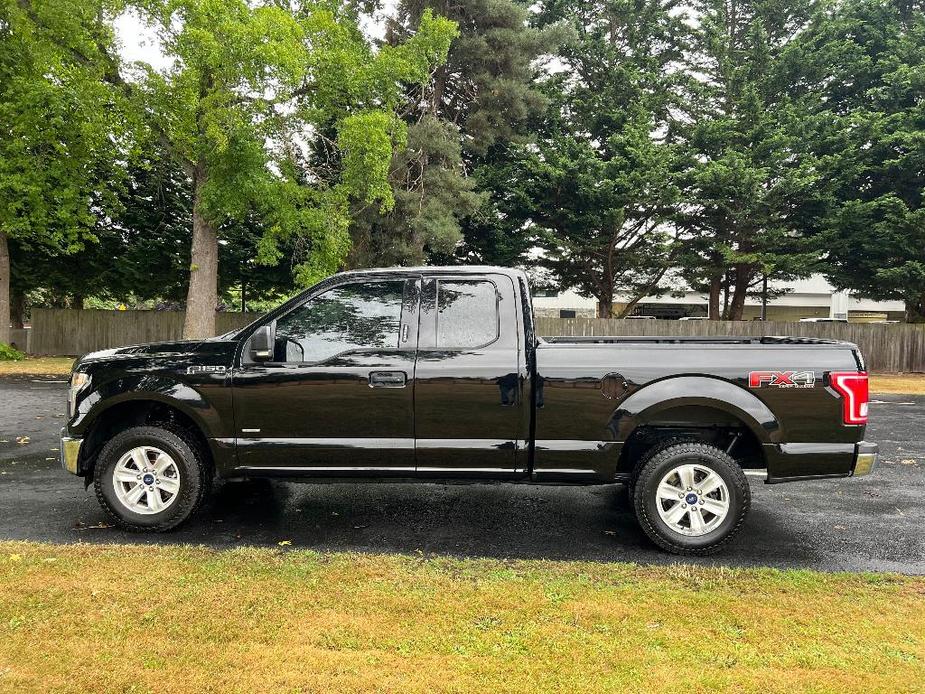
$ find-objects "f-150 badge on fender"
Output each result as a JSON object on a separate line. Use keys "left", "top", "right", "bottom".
{"left": 187, "top": 365, "right": 227, "bottom": 375}
{"left": 748, "top": 370, "right": 815, "bottom": 389}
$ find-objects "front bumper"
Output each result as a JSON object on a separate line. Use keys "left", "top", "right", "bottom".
{"left": 60, "top": 429, "right": 82, "bottom": 475}
{"left": 853, "top": 440, "right": 879, "bottom": 477}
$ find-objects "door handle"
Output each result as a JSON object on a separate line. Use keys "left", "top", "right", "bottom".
{"left": 369, "top": 371, "right": 407, "bottom": 388}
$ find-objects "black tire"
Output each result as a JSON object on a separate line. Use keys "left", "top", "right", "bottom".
{"left": 632, "top": 441, "right": 750, "bottom": 555}
{"left": 93, "top": 425, "right": 209, "bottom": 532}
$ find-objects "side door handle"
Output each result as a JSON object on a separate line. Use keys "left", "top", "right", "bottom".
{"left": 369, "top": 371, "right": 407, "bottom": 388}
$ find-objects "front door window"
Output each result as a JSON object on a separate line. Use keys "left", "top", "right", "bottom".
{"left": 273, "top": 280, "right": 406, "bottom": 363}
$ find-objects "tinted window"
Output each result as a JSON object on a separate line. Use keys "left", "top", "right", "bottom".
{"left": 274, "top": 281, "right": 405, "bottom": 363}
{"left": 436, "top": 280, "right": 498, "bottom": 348}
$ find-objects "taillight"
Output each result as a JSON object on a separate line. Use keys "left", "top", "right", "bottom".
{"left": 829, "top": 372, "right": 869, "bottom": 425}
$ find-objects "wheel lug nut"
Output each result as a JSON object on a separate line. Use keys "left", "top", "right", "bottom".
{"left": 681, "top": 503, "right": 687, "bottom": 509}
{"left": 136, "top": 474, "right": 141, "bottom": 479}
{"left": 686, "top": 487, "right": 692, "bottom": 491}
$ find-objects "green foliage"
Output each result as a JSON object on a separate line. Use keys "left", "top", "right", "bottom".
{"left": 676, "top": 0, "right": 826, "bottom": 319}
{"left": 4, "top": 0, "right": 925, "bottom": 326}
{"left": 124, "top": 0, "right": 455, "bottom": 287}
{"left": 337, "top": 111, "right": 407, "bottom": 212}
{"left": 791, "top": 0, "right": 925, "bottom": 320}
{"left": 349, "top": 0, "right": 562, "bottom": 268}
{"left": 493, "top": 0, "right": 687, "bottom": 316}
{"left": 0, "top": 342, "right": 25, "bottom": 361}
{"left": 0, "top": 0, "right": 128, "bottom": 251}
{"left": 349, "top": 115, "right": 484, "bottom": 266}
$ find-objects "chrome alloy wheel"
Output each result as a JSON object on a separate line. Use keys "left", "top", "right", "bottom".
{"left": 655, "top": 463, "right": 730, "bottom": 537}
{"left": 112, "top": 446, "right": 181, "bottom": 515}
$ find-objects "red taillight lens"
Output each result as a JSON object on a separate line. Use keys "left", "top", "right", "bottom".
{"left": 829, "top": 372, "right": 869, "bottom": 425}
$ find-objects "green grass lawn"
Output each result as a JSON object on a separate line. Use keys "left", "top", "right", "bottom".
{"left": 0, "top": 356, "right": 74, "bottom": 376}
{"left": 0, "top": 542, "right": 922, "bottom": 692}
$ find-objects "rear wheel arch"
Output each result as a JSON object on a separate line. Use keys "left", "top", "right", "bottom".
{"left": 616, "top": 404, "right": 767, "bottom": 476}
{"left": 612, "top": 376, "right": 779, "bottom": 475}
{"left": 612, "top": 376, "right": 780, "bottom": 442}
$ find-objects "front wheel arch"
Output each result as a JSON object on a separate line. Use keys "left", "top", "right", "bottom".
{"left": 78, "top": 399, "right": 213, "bottom": 482}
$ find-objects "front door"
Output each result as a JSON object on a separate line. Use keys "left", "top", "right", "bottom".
{"left": 231, "top": 277, "right": 420, "bottom": 474}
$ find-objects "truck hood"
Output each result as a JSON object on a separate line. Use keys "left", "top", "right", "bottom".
{"left": 77, "top": 336, "right": 236, "bottom": 366}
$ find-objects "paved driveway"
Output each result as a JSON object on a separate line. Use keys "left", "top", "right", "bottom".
{"left": 1, "top": 376, "right": 923, "bottom": 573}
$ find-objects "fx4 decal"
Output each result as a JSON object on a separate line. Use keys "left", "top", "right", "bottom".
{"left": 748, "top": 370, "right": 815, "bottom": 389}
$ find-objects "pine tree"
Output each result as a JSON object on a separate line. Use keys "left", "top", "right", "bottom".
{"left": 496, "top": 0, "right": 688, "bottom": 317}
{"left": 796, "top": 0, "right": 925, "bottom": 321}
{"left": 679, "top": 0, "right": 826, "bottom": 320}
{"left": 348, "top": 0, "right": 562, "bottom": 266}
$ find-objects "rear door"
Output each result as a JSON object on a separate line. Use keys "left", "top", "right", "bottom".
{"left": 413, "top": 274, "right": 525, "bottom": 476}
{"left": 231, "top": 276, "right": 420, "bottom": 474}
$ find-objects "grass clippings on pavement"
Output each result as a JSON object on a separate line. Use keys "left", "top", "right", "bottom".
{"left": 0, "top": 542, "right": 923, "bottom": 693}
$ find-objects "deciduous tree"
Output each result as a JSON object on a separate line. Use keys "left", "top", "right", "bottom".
{"left": 113, "top": 0, "right": 456, "bottom": 338}
{"left": 0, "top": 0, "right": 128, "bottom": 344}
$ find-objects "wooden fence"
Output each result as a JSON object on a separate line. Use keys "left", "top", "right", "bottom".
{"left": 30, "top": 309, "right": 260, "bottom": 356}
{"left": 536, "top": 317, "right": 925, "bottom": 373}
{"left": 27, "top": 309, "right": 925, "bottom": 372}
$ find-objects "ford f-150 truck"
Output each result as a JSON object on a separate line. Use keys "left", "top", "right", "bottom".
{"left": 60, "top": 266, "right": 878, "bottom": 554}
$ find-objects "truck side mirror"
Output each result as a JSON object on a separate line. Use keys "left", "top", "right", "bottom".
{"left": 250, "top": 325, "right": 273, "bottom": 362}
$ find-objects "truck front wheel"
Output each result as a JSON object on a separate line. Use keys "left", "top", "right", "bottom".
{"left": 632, "top": 441, "right": 750, "bottom": 555}
{"left": 93, "top": 425, "right": 208, "bottom": 532}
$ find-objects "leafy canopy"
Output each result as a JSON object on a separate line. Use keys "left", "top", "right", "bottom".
{"left": 129, "top": 0, "right": 457, "bottom": 284}
{"left": 0, "top": 0, "right": 129, "bottom": 251}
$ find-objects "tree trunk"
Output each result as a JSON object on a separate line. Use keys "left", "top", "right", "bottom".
{"left": 183, "top": 170, "right": 218, "bottom": 339}
{"left": 617, "top": 267, "right": 671, "bottom": 319}
{"left": 721, "top": 272, "right": 731, "bottom": 320}
{"left": 598, "top": 295, "right": 613, "bottom": 319}
{"left": 728, "top": 265, "right": 751, "bottom": 321}
{"left": 11, "top": 289, "right": 25, "bottom": 329}
{"left": 0, "top": 230, "right": 9, "bottom": 344}
{"left": 708, "top": 275, "right": 721, "bottom": 320}
{"left": 906, "top": 293, "right": 925, "bottom": 323}
{"left": 616, "top": 294, "right": 643, "bottom": 319}
{"left": 71, "top": 294, "right": 85, "bottom": 310}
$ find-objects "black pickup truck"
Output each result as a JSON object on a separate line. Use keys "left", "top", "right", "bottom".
{"left": 61, "top": 266, "right": 878, "bottom": 554}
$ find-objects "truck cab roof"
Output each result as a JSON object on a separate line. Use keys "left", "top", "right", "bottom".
{"left": 335, "top": 265, "right": 529, "bottom": 282}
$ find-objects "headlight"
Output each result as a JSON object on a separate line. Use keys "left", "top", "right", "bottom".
{"left": 68, "top": 372, "right": 90, "bottom": 417}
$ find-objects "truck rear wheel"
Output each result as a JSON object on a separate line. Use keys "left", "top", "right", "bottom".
{"left": 632, "top": 441, "right": 750, "bottom": 555}
{"left": 93, "top": 425, "right": 208, "bottom": 532}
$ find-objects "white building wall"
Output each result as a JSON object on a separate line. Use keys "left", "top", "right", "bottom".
{"left": 532, "top": 273, "right": 905, "bottom": 319}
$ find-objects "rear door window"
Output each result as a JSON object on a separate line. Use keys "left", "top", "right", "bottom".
{"left": 435, "top": 280, "right": 499, "bottom": 349}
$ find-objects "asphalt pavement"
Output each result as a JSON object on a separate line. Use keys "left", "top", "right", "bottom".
{"left": 1, "top": 375, "right": 923, "bottom": 574}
